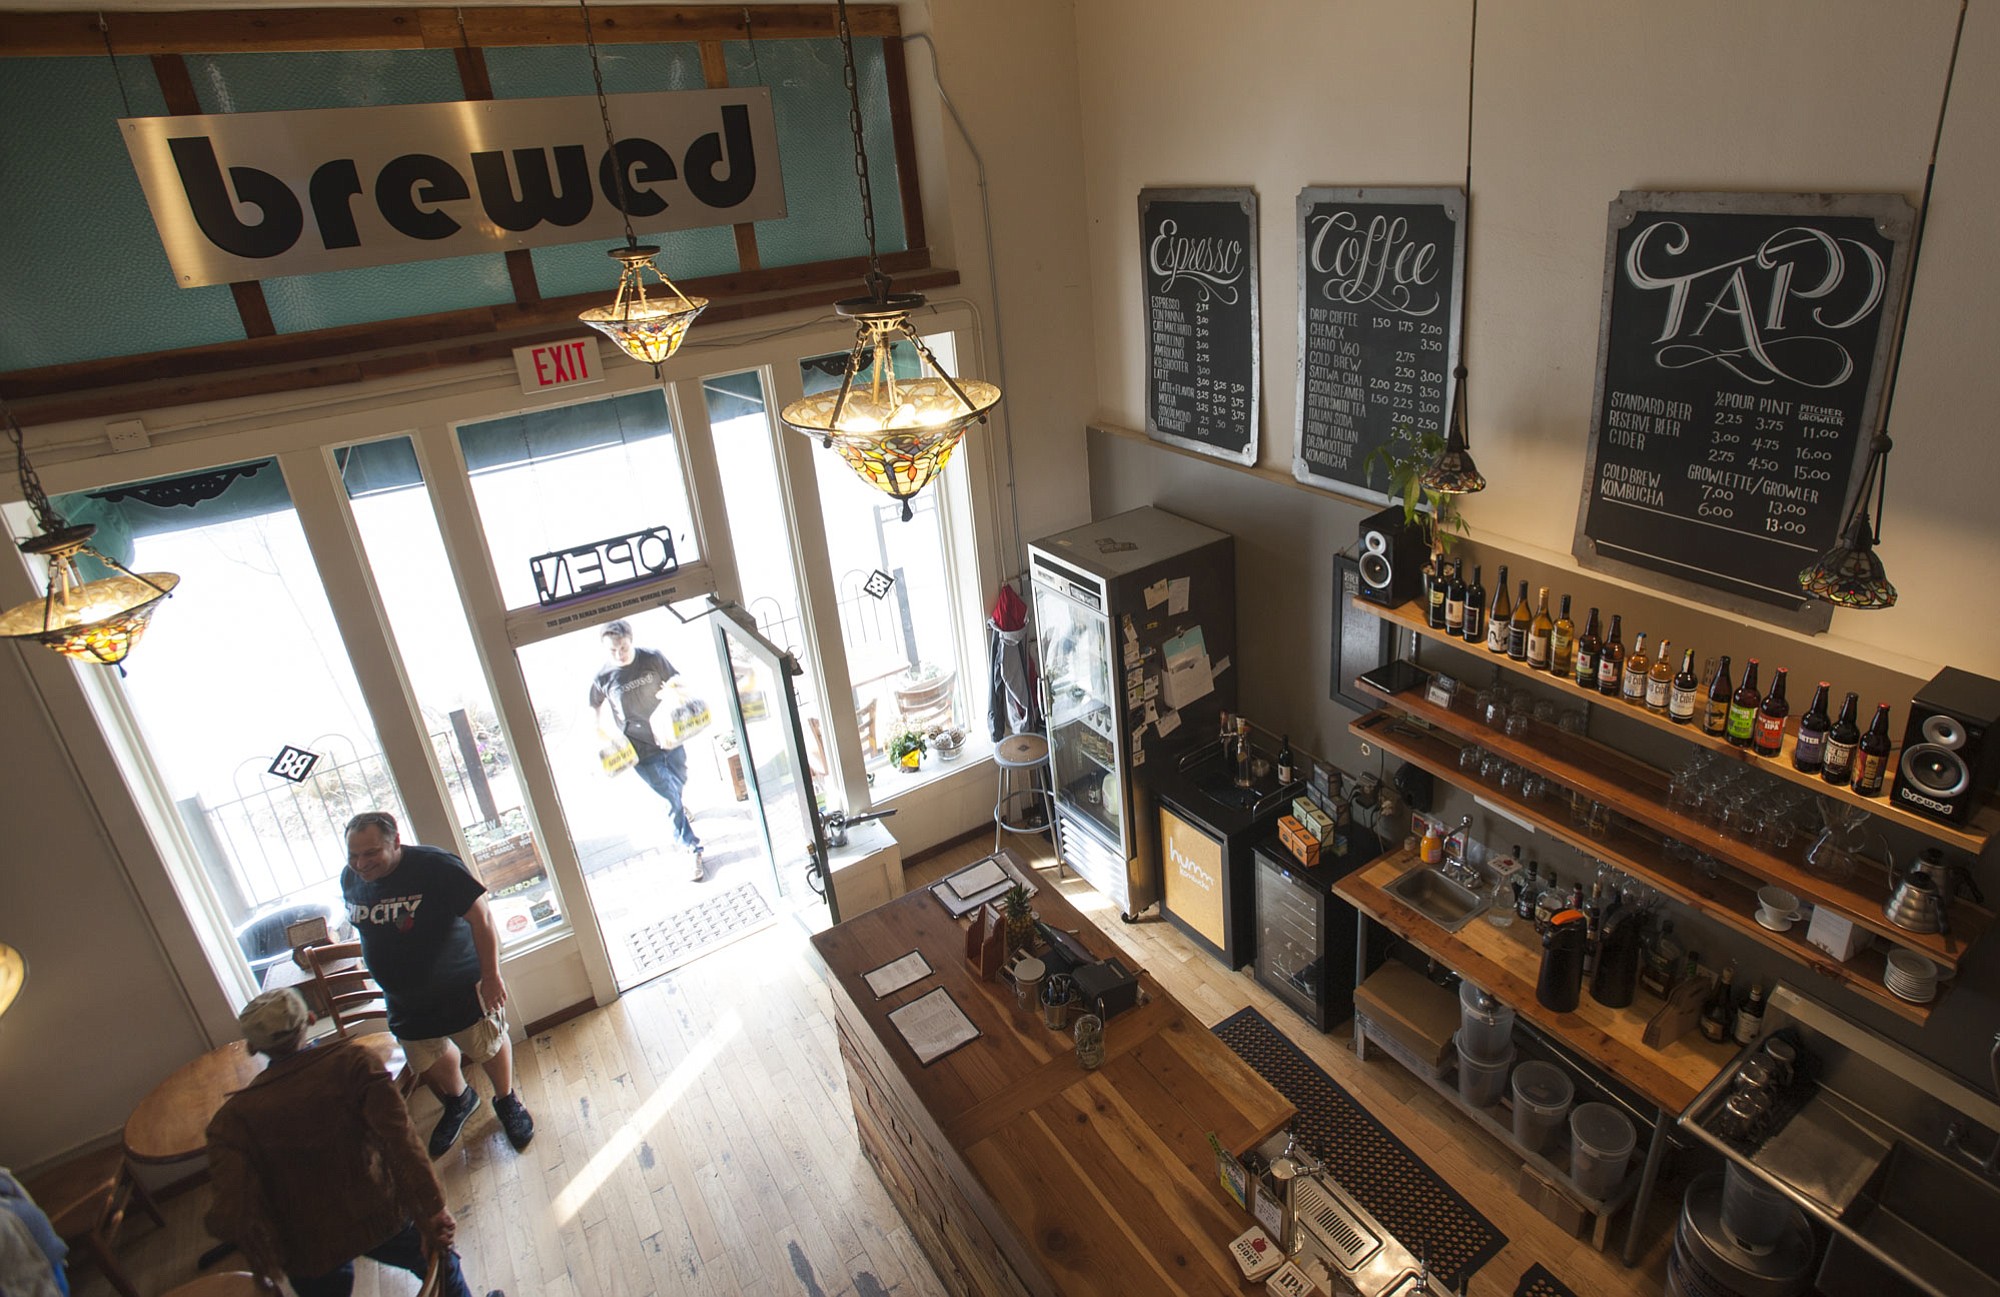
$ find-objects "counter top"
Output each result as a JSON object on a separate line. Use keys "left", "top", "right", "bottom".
{"left": 810, "top": 852, "right": 1293, "bottom": 1296}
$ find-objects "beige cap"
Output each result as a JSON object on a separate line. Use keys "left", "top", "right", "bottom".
{"left": 239, "top": 987, "right": 310, "bottom": 1053}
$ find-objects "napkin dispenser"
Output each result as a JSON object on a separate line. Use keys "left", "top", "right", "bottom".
{"left": 1073, "top": 957, "right": 1140, "bottom": 1020}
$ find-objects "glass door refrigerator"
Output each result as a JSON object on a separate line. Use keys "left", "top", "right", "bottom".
{"left": 1028, "top": 507, "right": 1234, "bottom": 921}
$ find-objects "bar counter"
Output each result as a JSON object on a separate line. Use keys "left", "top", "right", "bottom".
{"left": 810, "top": 852, "right": 1293, "bottom": 1296}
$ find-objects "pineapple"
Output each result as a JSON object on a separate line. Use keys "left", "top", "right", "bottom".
{"left": 1002, "top": 883, "right": 1036, "bottom": 954}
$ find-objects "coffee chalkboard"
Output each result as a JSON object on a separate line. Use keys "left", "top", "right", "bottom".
{"left": 1576, "top": 191, "right": 1913, "bottom": 630}
{"left": 1141, "top": 188, "right": 1260, "bottom": 465}
{"left": 1292, "top": 187, "right": 1464, "bottom": 500}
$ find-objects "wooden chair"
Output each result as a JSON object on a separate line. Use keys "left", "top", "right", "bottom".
{"left": 810, "top": 701, "right": 882, "bottom": 778}
{"left": 22, "top": 1144, "right": 165, "bottom": 1297}
{"left": 304, "top": 941, "right": 420, "bottom": 1098}
{"left": 893, "top": 670, "right": 958, "bottom": 731}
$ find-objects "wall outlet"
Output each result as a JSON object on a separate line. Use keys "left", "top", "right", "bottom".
{"left": 106, "top": 418, "right": 150, "bottom": 451}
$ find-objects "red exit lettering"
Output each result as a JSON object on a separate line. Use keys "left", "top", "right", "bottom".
{"left": 532, "top": 339, "right": 593, "bottom": 387}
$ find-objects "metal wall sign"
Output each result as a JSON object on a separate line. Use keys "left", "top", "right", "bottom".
{"left": 121, "top": 89, "right": 785, "bottom": 288}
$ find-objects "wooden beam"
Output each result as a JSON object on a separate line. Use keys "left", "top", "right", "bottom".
{"left": 700, "top": 37, "right": 763, "bottom": 274}
{"left": 880, "top": 26, "right": 926, "bottom": 259}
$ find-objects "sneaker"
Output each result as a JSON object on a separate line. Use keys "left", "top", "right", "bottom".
{"left": 689, "top": 848, "right": 706, "bottom": 882}
{"left": 494, "top": 1091, "right": 535, "bottom": 1151}
{"left": 428, "top": 1087, "right": 481, "bottom": 1158}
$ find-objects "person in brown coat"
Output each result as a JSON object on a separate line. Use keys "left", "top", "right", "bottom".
{"left": 203, "top": 988, "right": 502, "bottom": 1297}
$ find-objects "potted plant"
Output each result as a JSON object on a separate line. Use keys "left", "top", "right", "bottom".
{"left": 1365, "top": 425, "right": 1470, "bottom": 595}
{"left": 888, "top": 726, "right": 927, "bottom": 771}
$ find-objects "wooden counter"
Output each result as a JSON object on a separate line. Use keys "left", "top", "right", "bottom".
{"left": 810, "top": 853, "right": 1293, "bottom": 1297}
{"left": 1334, "top": 847, "right": 1733, "bottom": 1115}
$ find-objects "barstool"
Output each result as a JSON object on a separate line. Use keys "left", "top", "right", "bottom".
{"left": 993, "top": 733, "right": 1059, "bottom": 866}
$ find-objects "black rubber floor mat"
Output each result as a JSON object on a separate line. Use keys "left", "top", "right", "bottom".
{"left": 1514, "top": 1262, "right": 1579, "bottom": 1297}
{"left": 1214, "top": 1006, "right": 1508, "bottom": 1290}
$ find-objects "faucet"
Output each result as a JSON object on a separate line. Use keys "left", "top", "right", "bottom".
{"left": 1440, "top": 817, "right": 1478, "bottom": 886}
{"left": 1943, "top": 1119, "right": 2000, "bottom": 1178}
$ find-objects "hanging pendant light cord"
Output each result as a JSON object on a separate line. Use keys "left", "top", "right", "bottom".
{"left": 579, "top": 0, "right": 641, "bottom": 252}
{"left": 1459, "top": 0, "right": 1475, "bottom": 379}
{"left": 4, "top": 399, "right": 64, "bottom": 536}
{"left": 837, "top": 0, "right": 888, "bottom": 301}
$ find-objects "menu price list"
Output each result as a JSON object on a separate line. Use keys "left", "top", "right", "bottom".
{"left": 1141, "top": 190, "right": 1259, "bottom": 463}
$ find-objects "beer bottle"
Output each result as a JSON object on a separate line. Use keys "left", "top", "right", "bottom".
{"left": 1574, "top": 607, "right": 1602, "bottom": 690}
{"left": 1793, "top": 682, "right": 1832, "bottom": 774}
{"left": 1622, "top": 632, "right": 1650, "bottom": 704}
{"left": 1646, "top": 639, "right": 1675, "bottom": 714}
{"left": 1507, "top": 580, "right": 1532, "bottom": 661}
{"left": 1527, "top": 587, "right": 1555, "bottom": 670}
{"left": 1597, "top": 615, "right": 1626, "bottom": 696}
{"left": 1726, "top": 659, "right": 1762, "bottom": 748}
{"left": 1820, "top": 692, "right": 1862, "bottom": 785}
{"left": 1550, "top": 595, "right": 1577, "bottom": 677}
{"left": 1853, "top": 703, "right": 1894, "bottom": 796}
{"left": 1753, "top": 668, "right": 1790, "bottom": 758}
{"left": 1702, "top": 655, "right": 1734, "bottom": 736}
{"left": 1668, "top": 648, "right": 1700, "bottom": 724}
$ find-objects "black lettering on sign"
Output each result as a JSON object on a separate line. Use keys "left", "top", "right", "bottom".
{"left": 1575, "top": 191, "right": 1912, "bottom": 630}
{"left": 1140, "top": 188, "right": 1260, "bottom": 466}
{"left": 531, "top": 525, "right": 681, "bottom": 606}
{"left": 1290, "top": 187, "right": 1464, "bottom": 499}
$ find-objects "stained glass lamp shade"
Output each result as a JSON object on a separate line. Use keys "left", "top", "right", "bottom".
{"left": 0, "top": 526, "right": 178, "bottom": 665}
{"left": 1419, "top": 366, "right": 1486, "bottom": 495}
{"left": 0, "top": 942, "right": 22, "bottom": 1019}
{"left": 577, "top": 245, "right": 708, "bottom": 366}
{"left": 1799, "top": 435, "right": 1896, "bottom": 610}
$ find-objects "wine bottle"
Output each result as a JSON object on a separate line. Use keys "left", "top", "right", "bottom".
{"left": 1507, "top": 580, "right": 1532, "bottom": 661}
{"left": 1638, "top": 919, "right": 1683, "bottom": 998}
{"left": 1527, "top": 587, "right": 1555, "bottom": 670}
{"left": 1550, "top": 595, "right": 1577, "bottom": 678}
{"left": 1726, "top": 659, "right": 1762, "bottom": 747}
{"left": 1646, "top": 639, "right": 1675, "bottom": 714}
{"left": 1853, "top": 702, "right": 1894, "bottom": 796}
{"left": 1700, "top": 962, "right": 1738, "bottom": 1043}
{"left": 1669, "top": 648, "right": 1700, "bottom": 724}
{"left": 1462, "top": 565, "right": 1487, "bottom": 645}
{"left": 1276, "top": 734, "right": 1295, "bottom": 784}
{"left": 1753, "top": 667, "right": 1790, "bottom": 758}
{"left": 1535, "top": 871, "right": 1563, "bottom": 926}
{"left": 1821, "top": 692, "right": 1862, "bottom": 785}
{"left": 1622, "top": 632, "right": 1650, "bottom": 704}
{"left": 1426, "top": 555, "right": 1450, "bottom": 629}
{"left": 1793, "top": 682, "right": 1833, "bottom": 774}
{"left": 1574, "top": 606, "right": 1602, "bottom": 690}
{"left": 1597, "top": 614, "right": 1626, "bottom": 696}
{"left": 1703, "top": 655, "right": 1734, "bottom": 736}
{"left": 1486, "top": 566, "right": 1512, "bottom": 654}
{"left": 1516, "top": 859, "right": 1541, "bottom": 921}
{"left": 1733, "top": 979, "right": 1768, "bottom": 1045}
{"left": 1444, "top": 564, "right": 1468, "bottom": 637}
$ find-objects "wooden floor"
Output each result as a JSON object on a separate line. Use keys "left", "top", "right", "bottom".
{"left": 78, "top": 835, "right": 1672, "bottom": 1296}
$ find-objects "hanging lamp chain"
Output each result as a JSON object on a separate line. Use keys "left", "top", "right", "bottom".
{"left": 836, "top": 0, "right": 887, "bottom": 301}
{"left": 579, "top": 0, "right": 640, "bottom": 251}
{"left": 4, "top": 399, "right": 65, "bottom": 537}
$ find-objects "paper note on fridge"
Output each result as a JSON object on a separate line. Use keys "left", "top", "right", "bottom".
{"left": 1144, "top": 579, "right": 1169, "bottom": 608}
{"left": 1161, "top": 626, "right": 1214, "bottom": 710}
{"left": 1166, "top": 576, "right": 1190, "bottom": 615}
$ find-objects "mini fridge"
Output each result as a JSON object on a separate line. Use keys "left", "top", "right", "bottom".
{"left": 1028, "top": 507, "right": 1235, "bottom": 921}
{"left": 1250, "top": 828, "right": 1388, "bottom": 1031}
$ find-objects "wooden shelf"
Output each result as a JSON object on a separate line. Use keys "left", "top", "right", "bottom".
{"left": 1352, "top": 709, "right": 1945, "bottom": 1026}
{"left": 1356, "top": 596, "right": 2000, "bottom": 856}
{"left": 1338, "top": 846, "right": 1735, "bottom": 1112}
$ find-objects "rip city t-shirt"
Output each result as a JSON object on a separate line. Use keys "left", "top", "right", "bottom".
{"left": 341, "top": 844, "right": 487, "bottom": 1040}
{"left": 590, "top": 647, "right": 677, "bottom": 757}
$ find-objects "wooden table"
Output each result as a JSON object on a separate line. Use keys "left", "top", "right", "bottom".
{"left": 123, "top": 1033, "right": 397, "bottom": 1164}
{"left": 811, "top": 852, "right": 1293, "bottom": 1297}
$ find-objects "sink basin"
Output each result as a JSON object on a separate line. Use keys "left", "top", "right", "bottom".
{"left": 1845, "top": 1142, "right": 2000, "bottom": 1297}
{"left": 1387, "top": 864, "right": 1488, "bottom": 933}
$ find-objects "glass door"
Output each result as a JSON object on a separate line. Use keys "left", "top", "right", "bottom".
{"left": 1032, "top": 580, "right": 1123, "bottom": 849}
{"left": 713, "top": 602, "right": 835, "bottom": 928}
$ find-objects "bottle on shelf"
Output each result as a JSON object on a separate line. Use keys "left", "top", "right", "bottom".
{"left": 1515, "top": 858, "right": 1541, "bottom": 921}
{"left": 1646, "top": 638, "right": 1675, "bottom": 714}
{"left": 1527, "top": 587, "right": 1555, "bottom": 670}
{"left": 1622, "top": 632, "right": 1651, "bottom": 704}
{"left": 1669, "top": 648, "right": 1701, "bottom": 725}
{"left": 1701, "top": 961, "right": 1739, "bottom": 1043}
{"left": 1582, "top": 881, "right": 1605, "bottom": 976}
{"left": 1703, "top": 655, "right": 1735, "bottom": 737}
{"left": 1276, "top": 734, "right": 1295, "bottom": 784}
{"left": 1462, "top": 565, "right": 1487, "bottom": 646}
{"left": 1234, "top": 716, "right": 1253, "bottom": 788}
{"left": 1821, "top": 691, "right": 1862, "bottom": 785}
{"left": 1734, "top": 979, "right": 1768, "bottom": 1045}
{"left": 1487, "top": 851, "right": 1518, "bottom": 929}
{"left": 1486, "top": 565, "right": 1512, "bottom": 654}
{"left": 1753, "top": 668, "right": 1791, "bottom": 758}
{"left": 1574, "top": 606, "right": 1603, "bottom": 690}
{"left": 1550, "top": 594, "right": 1577, "bottom": 677}
{"left": 1638, "top": 918, "right": 1683, "bottom": 998}
{"left": 1535, "top": 871, "right": 1563, "bottom": 926}
{"left": 1426, "top": 556, "right": 1451, "bottom": 630}
{"left": 1507, "top": 580, "right": 1533, "bottom": 661}
{"left": 1420, "top": 818, "right": 1444, "bottom": 864}
{"left": 1597, "top": 614, "right": 1627, "bottom": 696}
{"left": 1853, "top": 703, "right": 1894, "bottom": 796}
{"left": 1444, "top": 565, "right": 1468, "bottom": 638}
{"left": 1793, "top": 682, "right": 1833, "bottom": 774}
{"left": 1726, "top": 659, "right": 1762, "bottom": 747}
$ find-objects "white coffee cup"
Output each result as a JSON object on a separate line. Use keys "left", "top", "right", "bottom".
{"left": 1756, "top": 885, "right": 1804, "bottom": 930}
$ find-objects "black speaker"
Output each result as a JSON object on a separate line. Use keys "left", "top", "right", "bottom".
{"left": 1891, "top": 667, "right": 2000, "bottom": 825}
{"left": 1356, "top": 505, "right": 1427, "bottom": 608}
{"left": 1331, "top": 553, "right": 1396, "bottom": 711}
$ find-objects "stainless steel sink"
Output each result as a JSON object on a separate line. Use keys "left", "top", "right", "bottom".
{"left": 1845, "top": 1142, "right": 2000, "bottom": 1297}
{"left": 1387, "top": 864, "right": 1488, "bottom": 933}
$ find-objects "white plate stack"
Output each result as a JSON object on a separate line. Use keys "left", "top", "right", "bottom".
{"left": 1884, "top": 949, "right": 1939, "bottom": 1003}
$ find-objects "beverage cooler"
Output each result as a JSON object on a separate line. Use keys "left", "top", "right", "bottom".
{"left": 1028, "top": 507, "right": 1235, "bottom": 921}
{"left": 1251, "top": 829, "right": 1389, "bottom": 1031}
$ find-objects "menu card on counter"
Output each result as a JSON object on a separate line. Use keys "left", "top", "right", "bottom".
{"left": 1291, "top": 187, "right": 1464, "bottom": 500}
{"left": 1575, "top": 191, "right": 1912, "bottom": 629}
{"left": 887, "top": 986, "right": 980, "bottom": 1066}
{"left": 1140, "top": 188, "right": 1260, "bottom": 465}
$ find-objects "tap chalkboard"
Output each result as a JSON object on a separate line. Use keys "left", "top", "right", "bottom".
{"left": 1291, "top": 187, "right": 1464, "bottom": 500}
{"left": 1575, "top": 192, "right": 1913, "bottom": 631}
{"left": 1141, "top": 188, "right": 1260, "bottom": 465}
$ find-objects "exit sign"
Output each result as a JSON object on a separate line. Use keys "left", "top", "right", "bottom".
{"left": 513, "top": 336, "right": 603, "bottom": 394}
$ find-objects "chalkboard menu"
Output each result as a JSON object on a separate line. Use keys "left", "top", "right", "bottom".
{"left": 1292, "top": 187, "right": 1464, "bottom": 499}
{"left": 1140, "top": 188, "right": 1260, "bottom": 465}
{"left": 1576, "top": 191, "right": 1912, "bottom": 629}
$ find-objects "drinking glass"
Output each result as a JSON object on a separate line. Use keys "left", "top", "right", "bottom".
{"left": 1558, "top": 708, "right": 1589, "bottom": 735}
{"left": 1498, "top": 763, "right": 1522, "bottom": 795}
{"left": 1586, "top": 800, "right": 1612, "bottom": 839}
{"left": 1504, "top": 708, "right": 1532, "bottom": 739}
{"left": 1481, "top": 752, "right": 1507, "bottom": 785}
{"left": 1459, "top": 744, "right": 1486, "bottom": 773}
{"left": 1532, "top": 698, "right": 1558, "bottom": 725}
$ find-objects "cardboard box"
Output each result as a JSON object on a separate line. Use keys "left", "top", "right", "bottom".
{"left": 1291, "top": 797, "right": 1336, "bottom": 845}
{"left": 1518, "top": 1160, "right": 1587, "bottom": 1238}
{"left": 1354, "top": 961, "right": 1459, "bottom": 1074}
{"left": 1277, "top": 816, "right": 1322, "bottom": 867}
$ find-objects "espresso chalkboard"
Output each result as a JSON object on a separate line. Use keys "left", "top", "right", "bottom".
{"left": 1576, "top": 191, "right": 1912, "bottom": 630}
{"left": 1292, "top": 187, "right": 1464, "bottom": 499}
{"left": 1141, "top": 188, "right": 1259, "bottom": 465}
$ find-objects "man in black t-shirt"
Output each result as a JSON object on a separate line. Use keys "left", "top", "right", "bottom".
{"left": 591, "top": 619, "right": 706, "bottom": 881}
{"left": 341, "top": 811, "right": 535, "bottom": 1158}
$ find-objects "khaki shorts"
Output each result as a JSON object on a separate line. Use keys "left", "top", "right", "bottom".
{"left": 400, "top": 1006, "right": 508, "bottom": 1075}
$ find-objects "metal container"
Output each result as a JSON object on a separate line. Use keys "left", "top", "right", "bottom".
{"left": 1667, "top": 1173, "right": 1812, "bottom": 1297}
